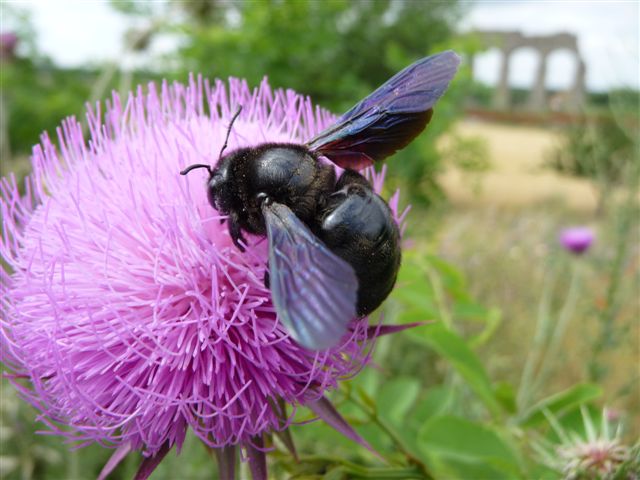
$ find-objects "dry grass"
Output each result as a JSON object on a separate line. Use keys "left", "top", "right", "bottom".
{"left": 439, "top": 120, "right": 599, "bottom": 211}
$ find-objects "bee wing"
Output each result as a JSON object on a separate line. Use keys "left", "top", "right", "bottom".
{"left": 307, "top": 50, "right": 461, "bottom": 170}
{"left": 262, "top": 201, "right": 358, "bottom": 350}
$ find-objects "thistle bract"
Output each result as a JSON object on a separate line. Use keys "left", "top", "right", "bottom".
{"left": 0, "top": 77, "right": 407, "bottom": 475}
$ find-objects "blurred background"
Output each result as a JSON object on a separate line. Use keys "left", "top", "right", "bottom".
{"left": 1, "top": 1, "right": 638, "bottom": 479}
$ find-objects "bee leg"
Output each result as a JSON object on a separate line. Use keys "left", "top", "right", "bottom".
{"left": 263, "top": 269, "right": 270, "bottom": 289}
{"left": 227, "top": 214, "right": 247, "bottom": 252}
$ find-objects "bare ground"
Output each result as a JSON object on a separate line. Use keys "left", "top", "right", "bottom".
{"left": 439, "top": 120, "right": 599, "bottom": 211}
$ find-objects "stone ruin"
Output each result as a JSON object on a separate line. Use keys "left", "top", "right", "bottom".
{"left": 471, "top": 30, "right": 586, "bottom": 112}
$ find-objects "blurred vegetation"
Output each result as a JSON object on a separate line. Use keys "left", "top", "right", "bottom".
{"left": 548, "top": 88, "right": 639, "bottom": 212}
{"left": 466, "top": 83, "right": 633, "bottom": 112}
{"left": 2, "top": 61, "right": 91, "bottom": 155}
{"left": 1, "top": 1, "right": 639, "bottom": 479}
{"left": 0, "top": 6, "right": 162, "bottom": 166}
{"left": 126, "top": 0, "right": 463, "bottom": 111}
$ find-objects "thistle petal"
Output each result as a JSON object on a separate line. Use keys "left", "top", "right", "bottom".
{"left": 306, "top": 396, "right": 381, "bottom": 458}
{"left": 366, "top": 321, "right": 432, "bottom": 339}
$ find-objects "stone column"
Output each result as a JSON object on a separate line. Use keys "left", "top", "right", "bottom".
{"left": 493, "top": 47, "right": 513, "bottom": 110}
{"left": 528, "top": 49, "right": 549, "bottom": 111}
{"left": 567, "top": 58, "right": 586, "bottom": 112}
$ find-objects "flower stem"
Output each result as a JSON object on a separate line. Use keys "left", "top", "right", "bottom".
{"left": 589, "top": 189, "right": 638, "bottom": 381}
{"left": 425, "top": 263, "right": 452, "bottom": 329}
{"left": 346, "top": 393, "right": 434, "bottom": 479}
{"left": 299, "top": 455, "right": 426, "bottom": 478}
{"left": 517, "top": 264, "right": 559, "bottom": 410}
{"left": 528, "top": 261, "right": 582, "bottom": 399}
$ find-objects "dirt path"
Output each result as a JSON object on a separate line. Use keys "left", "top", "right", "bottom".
{"left": 439, "top": 120, "right": 598, "bottom": 211}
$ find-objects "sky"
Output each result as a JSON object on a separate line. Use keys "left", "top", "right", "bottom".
{"left": 462, "top": 0, "right": 639, "bottom": 91}
{"left": 1, "top": 0, "right": 638, "bottom": 92}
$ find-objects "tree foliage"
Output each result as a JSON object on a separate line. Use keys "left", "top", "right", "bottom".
{"left": 171, "top": 0, "right": 462, "bottom": 110}
{"left": 549, "top": 88, "right": 639, "bottom": 211}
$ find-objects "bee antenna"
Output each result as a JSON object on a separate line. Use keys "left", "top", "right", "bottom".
{"left": 218, "top": 105, "right": 243, "bottom": 161}
{"left": 180, "top": 164, "right": 212, "bottom": 176}
{"left": 180, "top": 106, "right": 242, "bottom": 177}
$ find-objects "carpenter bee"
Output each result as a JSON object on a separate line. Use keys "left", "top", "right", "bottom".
{"left": 181, "top": 50, "right": 460, "bottom": 350}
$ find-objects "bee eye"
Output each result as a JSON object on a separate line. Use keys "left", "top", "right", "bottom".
{"left": 347, "top": 185, "right": 366, "bottom": 196}
{"left": 208, "top": 172, "right": 224, "bottom": 188}
{"left": 207, "top": 173, "right": 228, "bottom": 210}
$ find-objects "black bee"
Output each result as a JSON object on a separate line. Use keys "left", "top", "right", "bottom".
{"left": 181, "top": 50, "right": 460, "bottom": 350}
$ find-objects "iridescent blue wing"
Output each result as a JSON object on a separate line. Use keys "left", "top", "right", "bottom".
{"left": 263, "top": 201, "right": 358, "bottom": 350}
{"left": 307, "top": 50, "right": 461, "bottom": 170}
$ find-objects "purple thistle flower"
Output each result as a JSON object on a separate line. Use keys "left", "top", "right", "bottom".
{"left": 559, "top": 227, "right": 595, "bottom": 255}
{"left": 0, "top": 32, "right": 18, "bottom": 61}
{"left": 0, "top": 76, "right": 410, "bottom": 478}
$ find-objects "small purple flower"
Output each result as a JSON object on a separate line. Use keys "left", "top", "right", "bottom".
{"left": 0, "top": 76, "right": 409, "bottom": 478}
{"left": 559, "top": 227, "right": 595, "bottom": 255}
{"left": 0, "top": 32, "right": 18, "bottom": 61}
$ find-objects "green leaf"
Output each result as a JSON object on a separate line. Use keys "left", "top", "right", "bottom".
{"left": 395, "top": 255, "right": 428, "bottom": 285}
{"left": 323, "top": 466, "right": 348, "bottom": 480}
{"left": 393, "top": 307, "right": 438, "bottom": 327}
{"left": 470, "top": 307, "right": 502, "bottom": 347}
{"left": 412, "top": 386, "right": 456, "bottom": 425}
{"left": 519, "top": 383, "right": 603, "bottom": 427}
{"left": 348, "top": 367, "right": 380, "bottom": 400}
{"left": 391, "top": 287, "right": 438, "bottom": 317}
{"left": 494, "top": 382, "right": 517, "bottom": 414}
{"left": 419, "top": 415, "right": 522, "bottom": 479}
{"left": 356, "top": 387, "right": 377, "bottom": 413}
{"left": 411, "top": 323, "right": 502, "bottom": 416}
{"left": 451, "top": 301, "right": 490, "bottom": 321}
{"left": 377, "top": 377, "right": 421, "bottom": 426}
{"left": 425, "top": 254, "right": 466, "bottom": 292}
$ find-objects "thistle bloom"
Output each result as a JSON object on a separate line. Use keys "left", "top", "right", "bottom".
{"left": 559, "top": 227, "right": 595, "bottom": 255}
{"left": 0, "top": 77, "right": 409, "bottom": 479}
{"left": 535, "top": 407, "right": 637, "bottom": 480}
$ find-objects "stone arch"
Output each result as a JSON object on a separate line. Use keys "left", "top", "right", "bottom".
{"left": 471, "top": 30, "right": 586, "bottom": 111}
{"left": 508, "top": 46, "right": 539, "bottom": 106}
{"left": 469, "top": 46, "right": 501, "bottom": 86}
{"left": 546, "top": 49, "right": 579, "bottom": 89}
{"left": 546, "top": 49, "right": 584, "bottom": 110}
